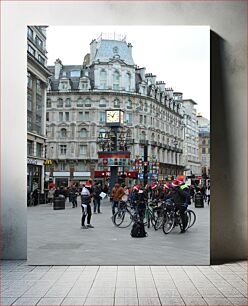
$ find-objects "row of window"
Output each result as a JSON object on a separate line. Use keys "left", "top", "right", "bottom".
{"left": 98, "top": 69, "right": 132, "bottom": 91}
{"left": 27, "top": 44, "right": 46, "bottom": 66}
{"left": 46, "top": 111, "right": 133, "bottom": 124}
{"left": 46, "top": 97, "right": 132, "bottom": 109}
{"left": 27, "top": 140, "right": 43, "bottom": 157}
{"left": 27, "top": 27, "right": 44, "bottom": 49}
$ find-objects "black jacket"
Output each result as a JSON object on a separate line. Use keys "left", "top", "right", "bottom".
{"left": 170, "top": 187, "right": 190, "bottom": 206}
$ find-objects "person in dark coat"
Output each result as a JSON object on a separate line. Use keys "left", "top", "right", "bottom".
{"left": 170, "top": 180, "right": 190, "bottom": 233}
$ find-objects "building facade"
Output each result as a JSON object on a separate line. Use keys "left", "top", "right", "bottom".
{"left": 46, "top": 34, "right": 187, "bottom": 186}
{"left": 27, "top": 26, "right": 51, "bottom": 196}
{"left": 181, "top": 99, "right": 201, "bottom": 178}
{"left": 197, "top": 114, "right": 210, "bottom": 178}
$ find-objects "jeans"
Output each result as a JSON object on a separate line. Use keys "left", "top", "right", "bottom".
{"left": 112, "top": 201, "right": 119, "bottom": 215}
{"left": 81, "top": 203, "right": 92, "bottom": 226}
{"left": 72, "top": 197, "right": 77, "bottom": 207}
{"left": 93, "top": 197, "right": 101, "bottom": 213}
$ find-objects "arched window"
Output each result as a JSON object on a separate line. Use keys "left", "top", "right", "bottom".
{"left": 151, "top": 133, "right": 155, "bottom": 141}
{"left": 113, "top": 70, "right": 120, "bottom": 90}
{"left": 60, "top": 128, "right": 67, "bottom": 138}
{"left": 126, "top": 99, "right": 132, "bottom": 109}
{"left": 125, "top": 72, "right": 131, "bottom": 91}
{"left": 80, "top": 128, "right": 88, "bottom": 138}
{"left": 77, "top": 98, "right": 84, "bottom": 107}
{"left": 57, "top": 98, "right": 63, "bottom": 108}
{"left": 144, "top": 102, "right": 148, "bottom": 112}
{"left": 65, "top": 98, "right": 71, "bottom": 107}
{"left": 113, "top": 99, "right": 120, "bottom": 108}
{"left": 46, "top": 98, "right": 51, "bottom": 108}
{"left": 100, "top": 69, "right": 107, "bottom": 89}
{"left": 99, "top": 98, "right": 107, "bottom": 107}
{"left": 140, "top": 131, "right": 146, "bottom": 140}
{"left": 85, "top": 98, "right": 91, "bottom": 107}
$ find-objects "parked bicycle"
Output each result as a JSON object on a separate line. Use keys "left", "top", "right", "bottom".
{"left": 112, "top": 201, "right": 136, "bottom": 228}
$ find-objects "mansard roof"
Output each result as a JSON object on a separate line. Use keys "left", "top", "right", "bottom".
{"left": 92, "top": 39, "right": 135, "bottom": 66}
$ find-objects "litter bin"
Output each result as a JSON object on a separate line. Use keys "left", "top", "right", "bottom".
{"left": 194, "top": 192, "right": 204, "bottom": 208}
{"left": 53, "top": 196, "right": 65, "bottom": 210}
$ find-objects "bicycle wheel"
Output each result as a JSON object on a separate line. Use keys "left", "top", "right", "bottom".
{"left": 113, "top": 210, "right": 133, "bottom": 228}
{"left": 162, "top": 212, "right": 175, "bottom": 234}
{"left": 154, "top": 211, "right": 164, "bottom": 230}
{"left": 187, "top": 210, "right": 196, "bottom": 228}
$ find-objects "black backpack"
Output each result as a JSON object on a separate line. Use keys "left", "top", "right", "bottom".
{"left": 131, "top": 221, "right": 147, "bottom": 238}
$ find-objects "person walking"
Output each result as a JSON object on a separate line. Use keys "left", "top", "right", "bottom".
{"left": 111, "top": 182, "right": 124, "bottom": 216}
{"left": 70, "top": 185, "right": 78, "bottom": 208}
{"left": 206, "top": 185, "right": 210, "bottom": 205}
{"left": 80, "top": 182, "right": 94, "bottom": 229}
{"left": 92, "top": 182, "right": 102, "bottom": 213}
{"left": 47, "top": 187, "right": 55, "bottom": 204}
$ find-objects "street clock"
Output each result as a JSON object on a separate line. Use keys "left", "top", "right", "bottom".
{"left": 105, "top": 110, "right": 124, "bottom": 126}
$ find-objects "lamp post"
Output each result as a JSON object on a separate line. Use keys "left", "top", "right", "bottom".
{"left": 173, "top": 137, "right": 178, "bottom": 177}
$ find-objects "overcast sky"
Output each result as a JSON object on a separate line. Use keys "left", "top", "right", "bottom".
{"left": 46, "top": 26, "right": 210, "bottom": 119}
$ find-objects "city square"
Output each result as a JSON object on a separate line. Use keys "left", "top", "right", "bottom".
{"left": 28, "top": 198, "right": 209, "bottom": 266}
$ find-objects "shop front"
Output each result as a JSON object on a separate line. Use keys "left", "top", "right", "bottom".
{"left": 27, "top": 158, "right": 44, "bottom": 205}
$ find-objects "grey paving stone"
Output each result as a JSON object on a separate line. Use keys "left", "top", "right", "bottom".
{"left": 67, "top": 286, "right": 91, "bottom": 298}
{"left": 66, "top": 266, "right": 85, "bottom": 272}
{"left": 182, "top": 297, "right": 207, "bottom": 305}
{"left": 12, "top": 297, "right": 41, "bottom": 305}
{"left": 227, "top": 297, "right": 248, "bottom": 305}
{"left": 138, "top": 297, "right": 161, "bottom": 305}
{"left": 84, "top": 297, "right": 114, "bottom": 305}
{"left": 115, "top": 287, "right": 138, "bottom": 298}
{"left": 160, "top": 297, "right": 185, "bottom": 305}
{"left": 217, "top": 286, "right": 244, "bottom": 297}
{"left": 99, "top": 266, "right": 118, "bottom": 272}
{"left": 137, "top": 287, "right": 158, "bottom": 298}
{"left": 0, "top": 297, "right": 18, "bottom": 305}
{"left": 37, "top": 297, "right": 64, "bottom": 305}
{"left": 116, "top": 280, "right": 136, "bottom": 288}
{"left": 61, "top": 297, "right": 86, "bottom": 305}
{"left": 157, "top": 288, "right": 181, "bottom": 298}
{"left": 88, "top": 287, "right": 115, "bottom": 298}
{"left": 44, "top": 285, "right": 73, "bottom": 297}
{"left": 115, "top": 297, "right": 138, "bottom": 305}
{"left": 203, "top": 297, "right": 233, "bottom": 305}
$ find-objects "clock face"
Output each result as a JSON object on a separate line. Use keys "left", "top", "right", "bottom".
{"left": 106, "top": 110, "right": 120, "bottom": 123}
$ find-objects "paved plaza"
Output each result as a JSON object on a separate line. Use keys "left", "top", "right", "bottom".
{"left": 1, "top": 260, "right": 247, "bottom": 306}
{"left": 28, "top": 198, "right": 209, "bottom": 265}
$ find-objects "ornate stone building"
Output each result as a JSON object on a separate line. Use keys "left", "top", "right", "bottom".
{"left": 181, "top": 98, "right": 201, "bottom": 177}
{"left": 46, "top": 34, "right": 186, "bottom": 186}
{"left": 197, "top": 114, "right": 210, "bottom": 178}
{"left": 27, "top": 26, "right": 51, "bottom": 196}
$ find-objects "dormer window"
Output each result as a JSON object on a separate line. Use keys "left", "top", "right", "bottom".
{"left": 79, "top": 77, "right": 90, "bottom": 91}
